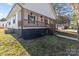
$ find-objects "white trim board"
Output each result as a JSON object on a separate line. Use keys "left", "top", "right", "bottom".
{"left": 20, "top": 27, "right": 48, "bottom": 29}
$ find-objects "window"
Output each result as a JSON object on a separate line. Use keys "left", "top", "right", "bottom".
{"left": 9, "top": 22, "right": 11, "bottom": 25}
{"left": 40, "top": 16, "right": 43, "bottom": 22}
{"left": 13, "top": 16, "right": 16, "bottom": 24}
{"left": 6, "top": 24, "right": 7, "bottom": 27}
{"left": 28, "top": 15, "right": 35, "bottom": 23}
{"left": 13, "top": 19, "right": 15, "bottom": 24}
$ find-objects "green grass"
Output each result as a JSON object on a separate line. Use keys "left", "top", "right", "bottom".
{"left": 0, "top": 34, "right": 30, "bottom": 56}
{"left": 0, "top": 33, "right": 78, "bottom": 56}
{"left": 18, "top": 35, "right": 79, "bottom": 56}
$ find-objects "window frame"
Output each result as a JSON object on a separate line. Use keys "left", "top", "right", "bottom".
{"left": 13, "top": 19, "right": 16, "bottom": 24}
{"left": 8, "top": 22, "right": 11, "bottom": 25}
{"left": 13, "top": 16, "right": 16, "bottom": 24}
{"left": 28, "top": 15, "right": 35, "bottom": 24}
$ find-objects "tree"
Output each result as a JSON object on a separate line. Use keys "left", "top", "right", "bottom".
{"left": 70, "top": 12, "right": 77, "bottom": 29}
{"left": 57, "top": 16, "right": 68, "bottom": 24}
{"left": 0, "top": 18, "right": 6, "bottom": 21}
{"left": 52, "top": 3, "right": 73, "bottom": 29}
{"left": 53, "top": 3, "right": 73, "bottom": 16}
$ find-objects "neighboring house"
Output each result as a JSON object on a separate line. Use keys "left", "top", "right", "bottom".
{"left": 0, "top": 21, "right": 7, "bottom": 28}
{"left": 5, "top": 3, "right": 57, "bottom": 39}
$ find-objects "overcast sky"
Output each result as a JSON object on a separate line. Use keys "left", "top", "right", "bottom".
{"left": 0, "top": 3, "right": 14, "bottom": 19}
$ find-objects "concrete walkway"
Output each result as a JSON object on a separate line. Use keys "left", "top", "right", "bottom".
{"left": 55, "top": 33, "right": 78, "bottom": 41}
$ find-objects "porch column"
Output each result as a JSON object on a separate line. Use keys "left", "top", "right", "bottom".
{"left": 21, "top": 8, "right": 24, "bottom": 37}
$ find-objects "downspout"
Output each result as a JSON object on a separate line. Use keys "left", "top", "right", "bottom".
{"left": 17, "top": 3, "right": 24, "bottom": 37}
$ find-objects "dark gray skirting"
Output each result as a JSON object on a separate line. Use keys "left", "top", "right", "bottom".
{"left": 22, "top": 28, "right": 48, "bottom": 39}
{"left": 7, "top": 28, "right": 53, "bottom": 39}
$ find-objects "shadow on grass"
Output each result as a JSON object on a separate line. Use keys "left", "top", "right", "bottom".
{"left": 11, "top": 34, "right": 79, "bottom": 56}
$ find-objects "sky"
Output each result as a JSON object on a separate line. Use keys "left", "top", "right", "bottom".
{"left": 55, "top": 3, "right": 73, "bottom": 16}
{"left": 0, "top": 3, "right": 14, "bottom": 19}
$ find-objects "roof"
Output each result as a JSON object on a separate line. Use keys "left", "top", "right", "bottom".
{"left": 6, "top": 3, "right": 57, "bottom": 19}
{"left": 19, "top": 3, "right": 57, "bottom": 19}
{"left": 6, "top": 3, "right": 21, "bottom": 19}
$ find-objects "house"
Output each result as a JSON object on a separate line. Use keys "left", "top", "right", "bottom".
{"left": 0, "top": 21, "right": 7, "bottom": 28}
{"left": 6, "top": 3, "right": 57, "bottom": 39}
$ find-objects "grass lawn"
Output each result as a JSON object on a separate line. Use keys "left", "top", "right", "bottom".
{"left": 0, "top": 29, "right": 79, "bottom": 56}
{"left": 0, "top": 34, "right": 30, "bottom": 56}
{"left": 18, "top": 35, "right": 79, "bottom": 56}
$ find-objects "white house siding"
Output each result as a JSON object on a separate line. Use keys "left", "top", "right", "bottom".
{"left": 11, "top": 12, "right": 18, "bottom": 29}
{"left": 6, "top": 5, "right": 21, "bottom": 29}
{"left": 18, "top": 10, "right": 21, "bottom": 21}
{"left": 6, "top": 4, "right": 21, "bottom": 29}
{"left": 7, "top": 12, "right": 19, "bottom": 29}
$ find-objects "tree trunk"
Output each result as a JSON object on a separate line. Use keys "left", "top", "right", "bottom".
{"left": 77, "top": 22, "right": 79, "bottom": 39}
